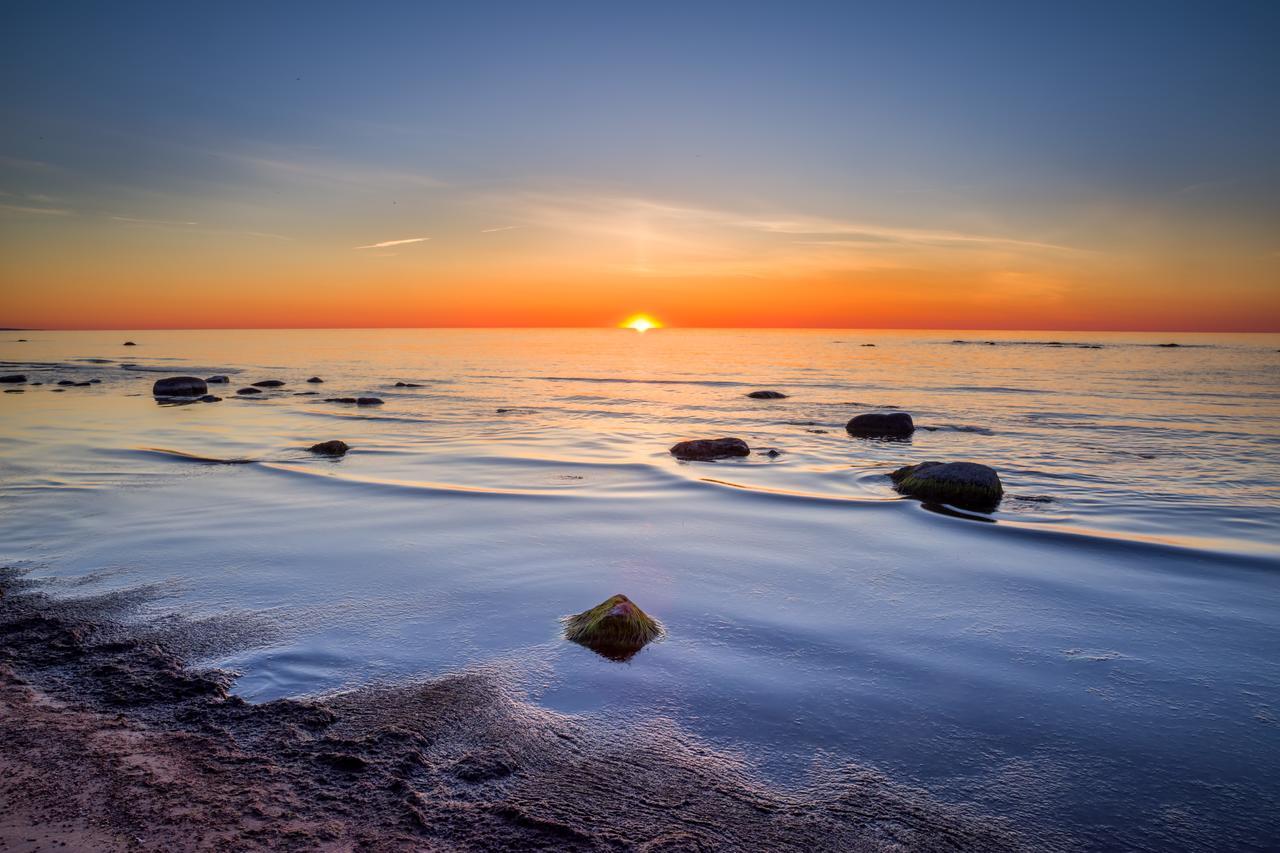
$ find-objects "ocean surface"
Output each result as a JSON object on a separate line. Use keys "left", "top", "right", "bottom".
{"left": 2, "top": 328, "right": 1278, "bottom": 850}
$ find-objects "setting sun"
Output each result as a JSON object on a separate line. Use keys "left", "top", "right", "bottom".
{"left": 621, "top": 314, "right": 661, "bottom": 333}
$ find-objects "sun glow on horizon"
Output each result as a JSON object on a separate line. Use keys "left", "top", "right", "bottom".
{"left": 621, "top": 314, "right": 661, "bottom": 333}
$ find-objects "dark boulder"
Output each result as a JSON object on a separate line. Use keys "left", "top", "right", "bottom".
{"left": 252, "top": 380, "right": 285, "bottom": 388}
{"left": 152, "top": 376, "right": 207, "bottom": 397}
{"left": 306, "top": 376, "right": 324, "bottom": 383}
{"left": 206, "top": 375, "right": 230, "bottom": 384}
{"left": 889, "top": 461, "right": 1003, "bottom": 510}
{"left": 357, "top": 397, "right": 383, "bottom": 406}
{"left": 198, "top": 395, "right": 222, "bottom": 403}
{"left": 669, "top": 437, "right": 750, "bottom": 461}
{"left": 309, "top": 440, "right": 349, "bottom": 456}
{"left": 0, "top": 374, "right": 26, "bottom": 383}
{"left": 746, "top": 390, "right": 788, "bottom": 399}
{"left": 236, "top": 387, "right": 263, "bottom": 395}
{"left": 846, "top": 411, "right": 914, "bottom": 437}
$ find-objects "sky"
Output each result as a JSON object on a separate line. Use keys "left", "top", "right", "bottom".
{"left": 1, "top": 1, "right": 1277, "bottom": 331}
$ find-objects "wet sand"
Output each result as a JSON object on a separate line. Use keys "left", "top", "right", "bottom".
{"left": 0, "top": 569, "right": 1024, "bottom": 851}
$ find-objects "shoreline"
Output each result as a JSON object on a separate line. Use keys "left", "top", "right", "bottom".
{"left": 0, "top": 569, "right": 1027, "bottom": 852}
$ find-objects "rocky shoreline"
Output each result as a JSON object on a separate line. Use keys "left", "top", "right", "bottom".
{"left": 0, "top": 568, "right": 1028, "bottom": 852}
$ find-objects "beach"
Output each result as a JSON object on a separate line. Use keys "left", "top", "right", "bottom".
{"left": 2, "top": 328, "right": 1278, "bottom": 850}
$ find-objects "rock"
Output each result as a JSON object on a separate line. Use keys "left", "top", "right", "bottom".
{"left": 294, "top": 391, "right": 318, "bottom": 396}
{"left": 669, "top": 437, "right": 750, "bottom": 461}
{"left": 746, "top": 390, "right": 787, "bottom": 399}
{"left": 1157, "top": 343, "right": 1181, "bottom": 348}
{"left": 236, "top": 387, "right": 263, "bottom": 395}
{"left": 306, "top": 376, "right": 324, "bottom": 383}
{"left": 16, "top": 339, "right": 26, "bottom": 342}
{"left": 198, "top": 395, "right": 222, "bottom": 403}
{"left": 72, "top": 381, "right": 91, "bottom": 387}
{"left": 123, "top": 341, "right": 136, "bottom": 346}
{"left": 252, "top": 380, "right": 285, "bottom": 388}
{"left": 846, "top": 412, "right": 914, "bottom": 437}
{"left": 30, "top": 382, "right": 42, "bottom": 386}
{"left": 759, "top": 448, "right": 783, "bottom": 458}
{"left": 325, "top": 397, "right": 358, "bottom": 403}
{"left": 394, "top": 381, "right": 423, "bottom": 387}
{"left": 357, "top": 397, "right": 383, "bottom": 406}
{"left": 4, "top": 388, "right": 23, "bottom": 393}
{"left": 50, "top": 388, "right": 64, "bottom": 392}
{"left": 0, "top": 374, "right": 26, "bottom": 383}
{"left": 89, "top": 379, "right": 102, "bottom": 384}
{"left": 56, "top": 380, "right": 77, "bottom": 386}
{"left": 309, "top": 440, "right": 349, "bottom": 456}
{"left": 889, "top": 461, "right": 1003, "bottom": 510}
{"left": 563, "top": 594, "right": 662, "bottom": 662}
{"left": 862, "top": 343, "right": 876, "bottom": 347}
{"left": 206, "top": 375, "right": 229, "bottom": 384}
{"left": 152, "top": 376, "right": 208, "bottom": 397}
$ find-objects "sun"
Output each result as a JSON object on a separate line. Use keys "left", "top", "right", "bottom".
{"left": 621, "top": 314, "right": 661, "bottom": 333}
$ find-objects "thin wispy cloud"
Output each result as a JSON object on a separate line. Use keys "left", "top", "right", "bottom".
{"left": 112, "top": 215, "right": 199, "bottom": 226}
{"left": 0, "top": 202, "right": 72, "bottom": 216}
{"left": 480, "top": 225, "right": 523, "bottom": 233}
{"left": 354, "top": 237, "right": 430, "bottom": 249}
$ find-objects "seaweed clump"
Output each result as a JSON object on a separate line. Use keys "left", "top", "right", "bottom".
{"left": 563, "top": 594, "right": 662, "bottom": 661}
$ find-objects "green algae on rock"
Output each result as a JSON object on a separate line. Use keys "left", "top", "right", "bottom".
{"left": 889, "top": 461, "right": 1003, "bottom": 511}
{"left": 563, "top": 594, "right": 662, "bottom": 661}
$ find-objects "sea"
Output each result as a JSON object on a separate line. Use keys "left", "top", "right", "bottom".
{"left": 1, "top": 328, "right": 1278, "bottom": 850}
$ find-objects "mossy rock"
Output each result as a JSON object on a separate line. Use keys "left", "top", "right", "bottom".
{"left": 889, "top": 461, "right": 1003, "bottom": 511}
{"left": 564, "top": 594, "right": 662, "bottom": 661}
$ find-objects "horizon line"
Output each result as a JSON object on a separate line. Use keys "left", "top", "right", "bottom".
{"left": 2, "top": 325, "right": 1277, "bottom": 334}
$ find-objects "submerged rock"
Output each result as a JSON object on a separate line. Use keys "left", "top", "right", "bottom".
{"left": 306, "top": 376, "right": 324, "bottom": 383}
{"left": 746, "top": 390, "right": 788, "bottom": 399}
{"left": 325, "top": 397, "right": 357, "bottom": 403}
{"left": 309, "top": 440, "right": 349, "bottom": 456}
{"left": 564, "top": 594, "right": 662, "bottom": 661}
{"left": 236, "top": 387, "right": 263, "bottom": 395}
{"left": 56, "top": 380, "right": 77, "bottom": 386}
{"left": 1157, "top": 343, "right": 1181, "bottom": 348}
{"left": 0, "top": 374, "right": 26, "bottom": 383}
{"left": 846, "top": 411, "right": 914, "bottom": 437}
{"left": 669, "top": 437, "right": 750, "bottom": 461}
{"left": 252, "top": 380, "right": 286, "bottom": 388}
{"left": 759, "top": 448, "right": 783, "bottom": 458}
{"left": 198, "top": 395, "right": 222, "bottom": 403}
{"left": 4, "top": 388, "right": 23, "bottom": 393}
{"left": 357, "top": 397, "right": 383, "bottom": 406}
{"left": 889, "top": 461, "right": 1003, "bottom": 510}
{"left": 394, "top": 381, "right": 424, "bottom": 387}
{"left": 123, "top": 341, "right": 136, "bottom": 346}
{"left": 206, "top": 375, "right": 230, "bottom": 384}
{"left": 152, "top": 376, "right": 207, "bottom": 397}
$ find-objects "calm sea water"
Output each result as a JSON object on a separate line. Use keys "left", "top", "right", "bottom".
{"left": 2, "top": 328, "right": 1278, "bottom": 850}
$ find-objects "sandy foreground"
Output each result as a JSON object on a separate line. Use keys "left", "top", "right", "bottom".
{"left": 0, "top": 569, "right": 1025, "bottom": 852}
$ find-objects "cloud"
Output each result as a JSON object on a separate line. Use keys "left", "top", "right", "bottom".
{"left": 111, "top": 215, "right": 198, "bottom": 226}
{"left": 480, "top": 225, "right": 523, "bottom": 233}
{"left": 354, "top": 236, "right": 430, "bottom": 249}
{"left": 0, "top": 202, "right": 72, "bottom": 216}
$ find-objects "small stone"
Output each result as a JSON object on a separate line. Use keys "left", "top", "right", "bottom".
{"left": 356, "top": 397, "right": 383, "bottom": 405}
{"left": 325, "top": 397, "right": 358, "bottom": 404}
{"left": 394, "top": 381, "right": 423, "bottom": 387}
{"left": 309, "top": 440, "right": 349, "bottom": 456}
{"left": 252, "top": 380, "right": 285, "bottom": 388}
{"left": 759, "top": 448, "right": 782, "bottom": 458}
{"left": 4, "top": 388, "right": 23, "bottom": 393}
{"left": 57, "top": 380, "right": 77, "bottom": 386}
{"left": 669, "top": 437, "right": 750, "bottom": 461}
{"left": 123, "top": 341, "right": 137, "bottom": 346}
{"left": 198, "top": 395, "right": 222, "bottom": 403}
{"left": 306, "top": 376, "right": 324, "bottom": 383}
{"left": 746, "top": 390, "right": 787, "bottom": 399}
{"left": 152, "top": 376, "right": 207, "bottom": 397}
{"left": 846, "top": 412, "right": 914, "bottom": 437}
{"left": 206, "top": 375, "right": 230, "bottom": 384}
{"left": 237, "top": 387, "right": 263, "bottom": 395}
{"left": 0, "top": 374, "right": 26, "bottom": 383}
